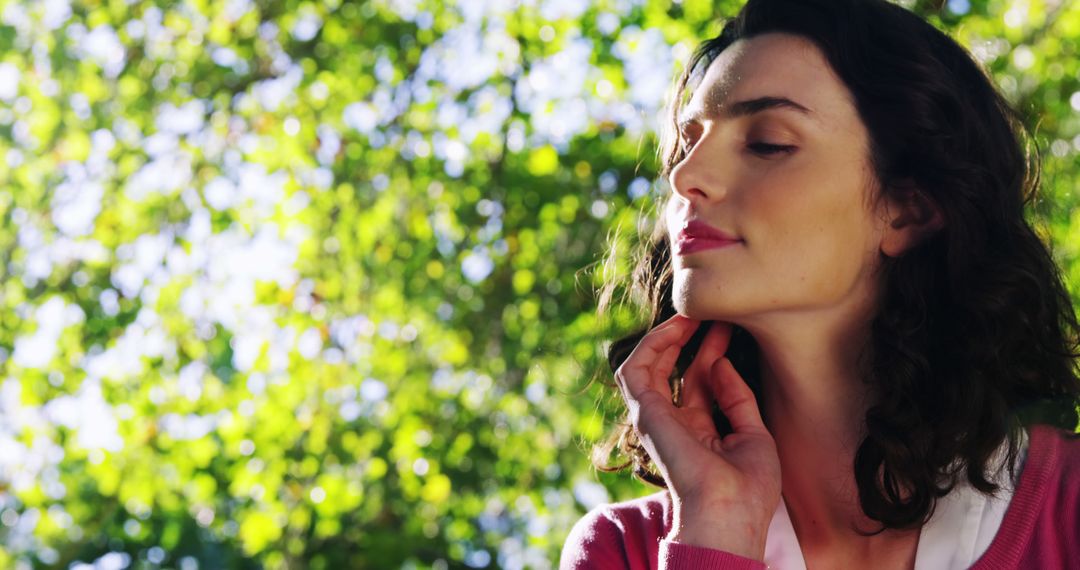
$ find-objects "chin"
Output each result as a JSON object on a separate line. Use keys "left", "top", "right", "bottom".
{"left": 672, "top": 283, "right": 723, "bottom": 321}
{"left": 672, "top": 273, "right": 752, "bottom": 323}
{"left": 674, "top": 301, "right": 723, "bottom": 321}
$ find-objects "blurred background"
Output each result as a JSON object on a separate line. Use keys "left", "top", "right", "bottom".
{"left": 0, "top": 0, "right": 1078, "bottom": 568}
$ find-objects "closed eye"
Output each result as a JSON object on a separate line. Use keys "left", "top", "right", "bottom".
{"left": 678, "top": 137, "right": 796, "bottom": 158}
{"left": 747, "top": 142, "right": 796, "bottom": 156}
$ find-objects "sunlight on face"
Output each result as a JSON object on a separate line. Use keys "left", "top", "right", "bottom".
{"left": 665, "top": 33, "right": 889, "bottom": 326}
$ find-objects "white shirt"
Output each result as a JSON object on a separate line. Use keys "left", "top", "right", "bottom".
{"left": 762, "top": 431, "right": 1029, "bottom": 570}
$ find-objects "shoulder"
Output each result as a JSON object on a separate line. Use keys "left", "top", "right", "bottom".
{"left": 1028, "top": 423, "right": 1080, "bottom": 477}
{"left": 1012, "top": 424, "right": 1080, "bottom": 501}
{"left": 943, "top": 425, "right": 1080, "bottom": 569}
{"left": 1016, "top": 426, "right": 1080, "bottom": 556}
{"left": 560, "top": 490, "right": 673, "bottom": 570}
{"left": 1031, "top": 424, "right": 1080, "bottom": 496}
{"left": 1007, "top": 426, "right": 1080, "bottom": 539}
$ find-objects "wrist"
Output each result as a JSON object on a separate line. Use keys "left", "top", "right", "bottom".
{"left": 667, "top": 507, "right": 770, "bottom": 561}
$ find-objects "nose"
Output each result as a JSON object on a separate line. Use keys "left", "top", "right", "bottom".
{"left": 668, "top": 129, "right": 728, "bottom": 204}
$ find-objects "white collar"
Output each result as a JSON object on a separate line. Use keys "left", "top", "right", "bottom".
{"left": 762, "top": 431, "right": 1028, "bottom": 570}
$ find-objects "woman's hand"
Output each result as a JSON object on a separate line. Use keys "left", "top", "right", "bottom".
{"left": 614, "top": 314, "right": 781, "bottom": 561}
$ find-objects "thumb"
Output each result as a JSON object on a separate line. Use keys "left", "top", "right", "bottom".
{"left": 695, "top": 321, "right": 733, "bottom": 367}
{"left": 681, "top": 322, "right": 734, "bottom": 409}
{"left": 708, "top": 357, "right": 767, "bottom": 435}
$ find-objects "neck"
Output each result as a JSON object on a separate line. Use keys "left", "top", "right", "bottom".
{"left": 736, "top": 288, "right": 886, "bottom": 546}
{"left": 722, "top": 271, "right": 922, "bottom": 565}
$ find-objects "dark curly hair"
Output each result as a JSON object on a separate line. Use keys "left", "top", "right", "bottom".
{"left": 591, "top": 0, "right": 1080, "bottom": 530}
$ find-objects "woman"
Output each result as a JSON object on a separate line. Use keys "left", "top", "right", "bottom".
{"left": 562, "top": 0, "right": 1080, "bottom": 568}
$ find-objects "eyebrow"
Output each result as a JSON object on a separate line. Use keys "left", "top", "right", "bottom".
{"left": 677, "top": 95, "right": 814, "bottom": 130}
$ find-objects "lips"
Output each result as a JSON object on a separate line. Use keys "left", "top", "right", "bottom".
{"left": 673, "top": 220, "right": 742, "bottom": 255}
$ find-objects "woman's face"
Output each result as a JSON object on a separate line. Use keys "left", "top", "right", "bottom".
{"left": 666, "top": 33, "right": 890, "bottom": 323}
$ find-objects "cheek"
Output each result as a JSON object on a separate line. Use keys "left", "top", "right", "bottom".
{"left": 751, "top": 171, "right": 878, "bottom": 284}
{"left": 755, "top": 160, "right": 875, "bottom": 241}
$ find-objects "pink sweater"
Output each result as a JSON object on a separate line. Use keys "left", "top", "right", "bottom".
{"left": 561, "top": 425, "right": 1080, "bottom": 569}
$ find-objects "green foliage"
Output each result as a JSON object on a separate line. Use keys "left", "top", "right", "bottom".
{"left": 0, "top": 0, "right": 1077, "bottom": 568}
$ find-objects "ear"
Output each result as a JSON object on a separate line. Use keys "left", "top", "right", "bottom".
{"left": 879, "top": 184, "right": 945, "bottom": 257}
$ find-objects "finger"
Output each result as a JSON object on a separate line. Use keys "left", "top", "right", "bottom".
{"left": 647, "top": 343, "right": 683, "bottom": 400}
{"left": 618, "top": 343, "right": 682, "bottom": 415}
{"left": 710, "top": 357, "right": 768, "bottom": 434}
{"left": 635, "top": 392, "right": 713, "bottom": 477}
{"left": 616, "top": 315, "right": 698, "bottom": 400}
{"left": 695, "top": 321, "right": 734, "bottom": 367}
{"left": 681, "top": 322, "right": 733, "bottom": 410}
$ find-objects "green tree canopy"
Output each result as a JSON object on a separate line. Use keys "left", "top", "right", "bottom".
{"left": 0, "top": 0, "right": 1078, "bottom": 568}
